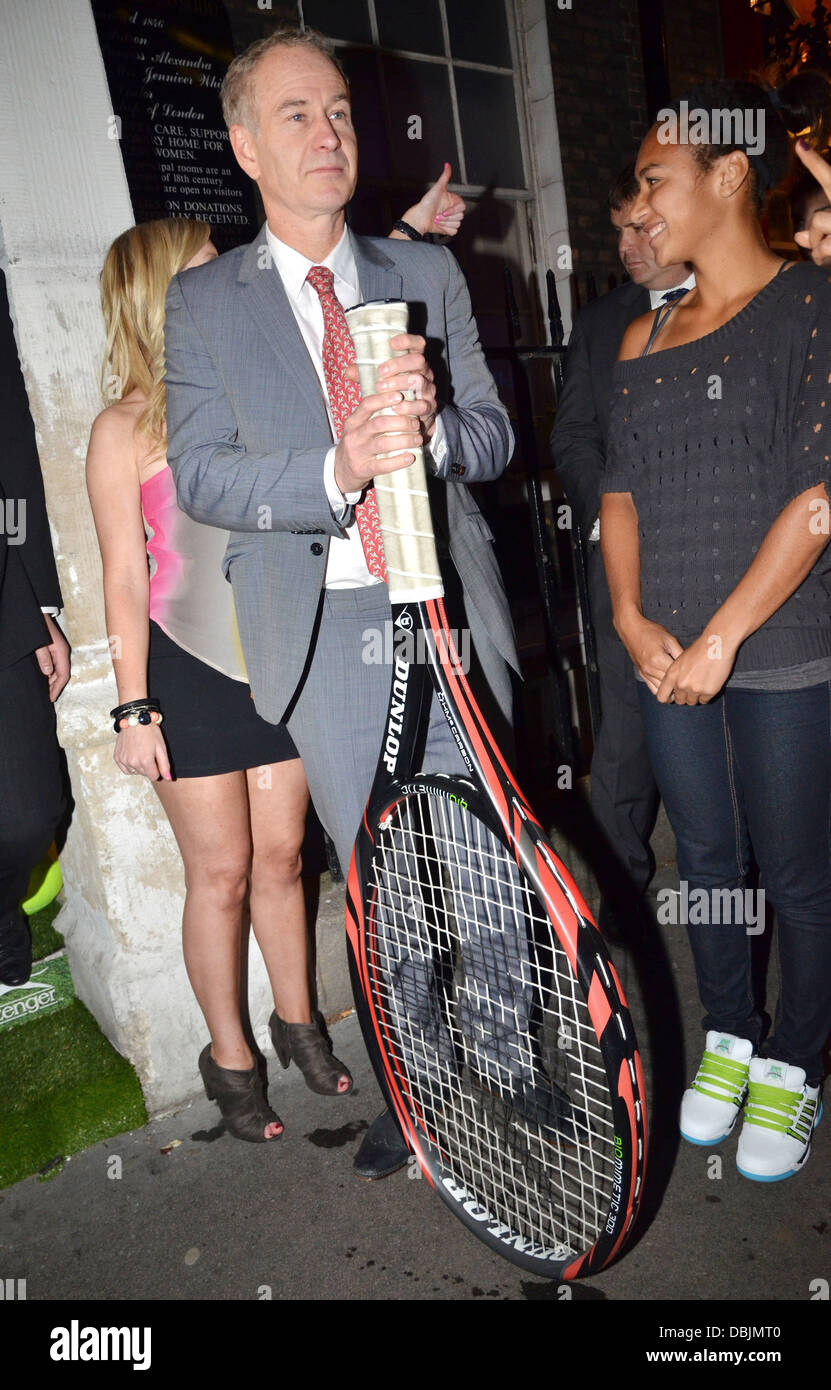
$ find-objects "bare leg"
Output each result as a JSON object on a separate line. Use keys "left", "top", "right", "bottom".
{"left": 246, "top": 758, "right": 310, "bottom": 1020}
{"left": 246, "top": 758, "right": 351, "bottom": 1094}
{"left": 154, "top": 771, "right": 282, "bottom": 1138}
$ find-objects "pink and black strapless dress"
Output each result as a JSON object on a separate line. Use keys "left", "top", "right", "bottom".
{"left": 141, "top": 466, "right": 297, "bottom": 778}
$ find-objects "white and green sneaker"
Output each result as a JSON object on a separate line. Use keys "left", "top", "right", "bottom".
{"left": 680, "top": 1031, "right": 754, "bottom": 1145}
{"left": 736, "top": 1058, "right": 822, "bottom": 1183}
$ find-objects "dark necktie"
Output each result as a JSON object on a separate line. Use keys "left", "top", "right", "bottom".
{"left": 642, "top": 287, "right": 689, "bottom": 357}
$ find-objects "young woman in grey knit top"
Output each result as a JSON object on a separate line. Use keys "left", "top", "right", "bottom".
{"left": 600, "top": 75, "right": 831, "bottom": 1184}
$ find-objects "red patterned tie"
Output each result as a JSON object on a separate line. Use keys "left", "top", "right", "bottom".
{"left": 305, "top": 264, "right": 388, "bottom": 582}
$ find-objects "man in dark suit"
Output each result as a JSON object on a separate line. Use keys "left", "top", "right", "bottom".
{"left": 551, "top": 165, "right": 693, "bottom": 937}
{"left": 0, "top": 270, "right": 70, "bottom": 985}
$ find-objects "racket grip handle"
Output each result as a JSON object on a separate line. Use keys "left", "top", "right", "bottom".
{"left": 345, "top": 300, "right": 443, "bottom": 603}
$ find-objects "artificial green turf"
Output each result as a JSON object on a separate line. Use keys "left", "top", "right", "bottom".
{"left": 29, "top": 898, "right": 64, "bottom": 962}
{"left": 0, "top": 998, "right": 147, "bottom": 1189}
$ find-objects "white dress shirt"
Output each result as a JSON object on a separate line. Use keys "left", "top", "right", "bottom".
{"left": 264, "top": 222, "right": 447, "bottom": 589}
{"left": 648, "top": 271, "right": 696, "bottom": 309}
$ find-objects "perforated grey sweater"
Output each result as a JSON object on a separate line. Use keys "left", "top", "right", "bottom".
{"left": 602, "top": 261, "right": 831, "bottom": 675}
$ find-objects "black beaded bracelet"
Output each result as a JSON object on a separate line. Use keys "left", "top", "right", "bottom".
{"left": 111, "top": 697, "right": 160, "bottom": 719}
{"left": 111, "top": 697, "right": 162, "bottom": 733}
{"left": 392, "top": 219, "right": 424, "bottom": 241}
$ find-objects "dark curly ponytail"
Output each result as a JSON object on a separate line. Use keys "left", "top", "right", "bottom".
{"left": 658, "top": 71, "right": 831, "bottom": 212}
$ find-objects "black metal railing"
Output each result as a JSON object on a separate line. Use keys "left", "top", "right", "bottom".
{"left": 481, "top": 264, "right": 603, "bottom": 779}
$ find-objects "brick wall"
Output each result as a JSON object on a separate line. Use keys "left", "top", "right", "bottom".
{"left": 546, "top": 0, "right": 724, "bottom": 296}
{"left": 545, "top": 0, "right": 648, "bottom": 292}
{"left": 664, "top": 0, "right": 724, "bottom": 98}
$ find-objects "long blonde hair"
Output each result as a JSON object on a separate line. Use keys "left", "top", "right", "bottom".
{"left": 99, "top": 218, "right": 211, "bottom": 449}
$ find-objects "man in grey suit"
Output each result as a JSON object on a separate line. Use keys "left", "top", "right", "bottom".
{"left": 163, "top": 27, "right": 519, "bottom": 1177}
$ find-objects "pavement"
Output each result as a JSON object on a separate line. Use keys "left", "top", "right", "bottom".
{"left": 1, "top": 865, "right": 828, "bottom": 1315}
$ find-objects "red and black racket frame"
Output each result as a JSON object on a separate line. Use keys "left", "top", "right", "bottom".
{"left": 345, "top": 596, "right": 648, "bottom": 1280}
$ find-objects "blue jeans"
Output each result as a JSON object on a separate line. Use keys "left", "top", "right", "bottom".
{"left": 637, "top": 682, "right": 831, "bottom": 1082}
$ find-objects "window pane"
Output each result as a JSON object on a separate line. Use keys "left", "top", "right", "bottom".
{"left": 225, "top": 1, "right": 302, "bottom": 55}
{"left": 339, "top": 48, "right": 391, "bottom": 178}
{"left": 454, "top": 68, "right": 524, "bottom": 187}
{"left": 451, "top": 197, "right": 531, "bottom": 346}
{"left": 347, "top": 183, "right": 393, "bottom": 237}
{"left": 446, "top": 0, "right": 511, "bottom": 66}
{"left": 375, "top": 0, "right": 444, "bottom": 56}
{"left": 381, "top": 56, "right": 459, "bottom": 182}
{"left": 302, "top": 0, "right": 372, "bottom": 44}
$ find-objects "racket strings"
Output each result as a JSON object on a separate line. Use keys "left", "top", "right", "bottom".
{"left": 367, "top": 791, "right": 617, "bottom": 1257}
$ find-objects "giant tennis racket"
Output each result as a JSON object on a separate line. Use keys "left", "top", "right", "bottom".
{"left": 343, "top": 300, "right": 647, "bottom": 1280}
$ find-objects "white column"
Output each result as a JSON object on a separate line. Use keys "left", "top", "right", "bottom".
{"left": 514, "top": 0, "right": 573, "bottom": 337}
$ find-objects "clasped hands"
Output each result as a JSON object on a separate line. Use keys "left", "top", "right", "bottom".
{"left": 617, "top": 613, "right": 737, "bottom": 705}
{"left": 333, "top": 333, "right": 437, "bottom": 496}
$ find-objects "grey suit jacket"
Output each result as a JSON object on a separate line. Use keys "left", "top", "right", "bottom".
{"left": 163, "top": 225, "right": 518, "bottom": 723}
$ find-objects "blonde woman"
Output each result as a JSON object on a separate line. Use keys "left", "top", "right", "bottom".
{"left": 86, "top": 169, "right": 465, "bottom": 1143}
